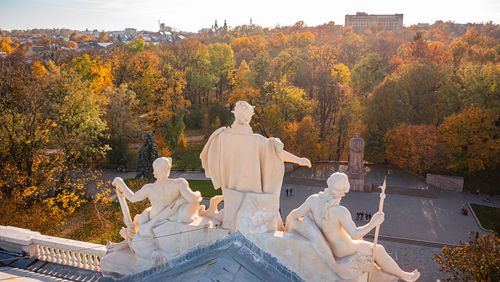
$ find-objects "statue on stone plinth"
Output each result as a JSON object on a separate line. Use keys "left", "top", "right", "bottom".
{"left": 348, "top": 133, "right": 365, "bottom": 173}
{"left": 110, "top": 157, "right": 206, "bottom": 262}
{"left": 200, "top": 101, "right": 311, "bottom": 233}
{"left": 285, "top": 172, "right": 420, "bottom": 282}
{"left": 348, "top": 133, "right": 365, "bottom": 191}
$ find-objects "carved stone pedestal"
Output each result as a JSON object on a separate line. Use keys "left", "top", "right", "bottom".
{"left": 248, "top": 231, "right": 397, "bottom": 282}
{"left": 101, "top": 218, "right": 229, "bottom": 279}
{"left": 348, "top": 172, "right": 366, "bottom": 192}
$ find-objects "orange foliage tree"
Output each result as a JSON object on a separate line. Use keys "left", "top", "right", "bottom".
{"left": 385, "top": 124, "right": 440, "bottom": 175}
{"left": 438, "top": 106, "right": 500, "bottom": 175}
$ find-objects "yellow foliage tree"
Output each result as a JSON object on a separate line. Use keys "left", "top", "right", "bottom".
{"left": 1, "top": 37, "right": 14, "bottom": 54}
{"left": 438, "top": 106, "right": 500, "bottom": 175}
{"left": 434, "top": 232, "right": 500, "bottom": 281}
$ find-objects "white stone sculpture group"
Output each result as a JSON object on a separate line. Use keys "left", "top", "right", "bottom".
{"left": 103, "top": 101, "right": 420, "bottom": 282}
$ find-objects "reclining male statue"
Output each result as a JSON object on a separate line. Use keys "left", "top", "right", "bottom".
{"left": 112, "top": 157, "right": 204, "bottom": 240}
{"left": 285, "top": 172, "right": 420, "bottom": 282}
{"left": 109, "top": 157, "right": 226, "bottom": 265}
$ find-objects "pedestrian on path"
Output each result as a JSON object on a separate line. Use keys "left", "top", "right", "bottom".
{"left": 461, "top": 204, "right": 468, "bottom": 216}
{"left": 290, "top": 187, "right": 293, "bottom": 196}
{"left": 285, "top": 188, "right": 289, "bottom": 197}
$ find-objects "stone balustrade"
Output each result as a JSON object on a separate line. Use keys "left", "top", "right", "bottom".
{"left": 0, "top": 225, "right": 106, "bottom": 272}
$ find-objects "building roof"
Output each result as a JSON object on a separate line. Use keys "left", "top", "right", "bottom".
{"left": 107, "top": 232, "right": 304, "bottom": 282}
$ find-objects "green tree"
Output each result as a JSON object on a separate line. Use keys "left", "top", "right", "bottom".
{"left": 208, "top": 43, "right": 235, "bottom": 102}
{"left": 351, "top": 53, "right": 387, "bottom": 98}
{"left": 128, "top": 37, "right": 145, "bottom": 52}
{"left": 103, "top": 84, "right": 141, "bottom": 167}
{"left": 456, "top": 63, "right": 500, "bottom": 113}
{"left": 49, "top": 70, "right": 109, "bottom": 166}
{"left": 136, "top": 133, "right": 159, "bottom": 179}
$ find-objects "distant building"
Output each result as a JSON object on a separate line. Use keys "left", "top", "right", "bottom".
{"left": 124, "top": 28, "right": 137, "bottom": 37}
{"left": 345, "top": 12, "right": 403, "bottom": 30}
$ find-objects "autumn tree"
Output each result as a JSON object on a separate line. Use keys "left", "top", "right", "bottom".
{"left": 296, "top": 116, "right": 320, "bottom": 159}
{"left": 260, "top": 80, "right": 312, "bottom": 136}
{"left": 392, "top": 33, "right": 452, "bottom": 67}
{"left": 434, "top": 233, "right": 500, "bottom": 281}
{"left": 365, "top": 61, "right": 443, "bottom": 161}
{"left": 231, "top": 36, "right": 267, "bottom": 64}
{"left": 438, "top": 106, "right": 500, "bottom": 175}
{"left": 228, "top": 60, "right": 260, "bottom": 106}
{"left": 338, "top": 31, "right": 366, "bottom": 67}
{"left": 169, "top": 39, "right": 214, "bottom": 105}
{"left": 122, "top": 50, "right": 162, "bottom": 108}
{"left": 71, "top": 54, "right": 113, "bottom": 93}
{"left": 98, "top": 31, "right": 110, "bottom": 42}
{"left": 307, "top": 45, "right": 339, "bottom": 138}
{"left": 0, "top": 59, "right": 109, "bottom": 233}
{"left": 385, "top": 124, "right": 441, "bottom": 175}
{"left": 1, "top": 37, "right": 14, "bottom": 54}
{"left": 103, "top": 84, "right": 141, "bottom": 167}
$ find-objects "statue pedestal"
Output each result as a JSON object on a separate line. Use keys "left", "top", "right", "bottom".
{"left": 347, "top": 172, "right": 365, "bottom": 192}
{"left": 247, "top": 231, "right": 397, "bottom": 282}
{"left": 101, "top": 217, "right": 229, "bottom": 279}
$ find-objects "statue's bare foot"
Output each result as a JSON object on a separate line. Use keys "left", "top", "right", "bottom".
{"left": 401, "top": 270, "right": 420, "bottom": 282}
{"left": 151, "top": 250, "right": 167, "bottom": 266}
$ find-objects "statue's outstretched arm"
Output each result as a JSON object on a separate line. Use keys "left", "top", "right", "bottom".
{"left": 178, "top": 179, "right": 201, "bottom": 203}
{"left": 113, "top": 177, "right": 150, "bottom": 203}
{"left": 283, "top": 150, "right": 312, "bottom": 167}
{"left": 339, "top": 207, "right": 374, "bottom": 240}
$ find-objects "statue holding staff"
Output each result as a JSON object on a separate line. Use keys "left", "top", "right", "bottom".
{"left": 286, "top": 173, "right": 420, "bottom": 282}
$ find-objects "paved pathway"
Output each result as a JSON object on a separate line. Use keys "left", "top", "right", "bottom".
{"left": 280, "top": 183, "right": 499, "bottom": 245}
{"left": 379, "top": 239, "right": 444, "bottom": 281}
{"left": 101, "top": 169, "right": 498, "bottom": 245}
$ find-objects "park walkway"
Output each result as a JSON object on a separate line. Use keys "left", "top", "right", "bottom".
{"left": 101, "top": 169, "right": 498, "bottom": 245}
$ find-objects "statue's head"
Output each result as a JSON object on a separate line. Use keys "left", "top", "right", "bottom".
{"left": 153, "top": 157, "right": 172, "bottom": 179}
{"left": 326, "top": 172, "right": 350, "bottom": 198}
{"left": 232, "top": 101, "right": 255, "bottom": 125}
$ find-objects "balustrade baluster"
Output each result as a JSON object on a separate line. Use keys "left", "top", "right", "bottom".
{"left": 82, "top": 253, "right": 88, "bottom": 269}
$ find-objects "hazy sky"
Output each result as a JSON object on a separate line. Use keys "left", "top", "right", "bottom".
{"left": 1, "top": 0, "right": 499, "bottom": 32}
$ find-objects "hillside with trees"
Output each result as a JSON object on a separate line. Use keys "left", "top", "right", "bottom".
{"left": 0, "top": 21, "right": 499, "bottom": 235}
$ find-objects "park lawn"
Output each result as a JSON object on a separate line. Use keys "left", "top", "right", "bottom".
{"left": 188, "top": 179, "right": 221, "bottom": 198}
{"left": 172, "top": 143, "right": 204, "bottom": 170}
{"left": 470, "top": 203, "right": 500, "bottom": 234}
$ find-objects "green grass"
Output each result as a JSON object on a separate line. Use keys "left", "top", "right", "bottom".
{"left": 470, "top": 203, "right": 500, "bottom": 234}
{"left": 188, "top": 179, "right": 221, "bottom": 198}
{"left": 172, "top": 143, "right": 204, "bottom": 170}
{"left": 124, "top": 178, "right": 220, "bottom": 198}
{"left": 56, "top": 177, "right": 220, "bottom": 244}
